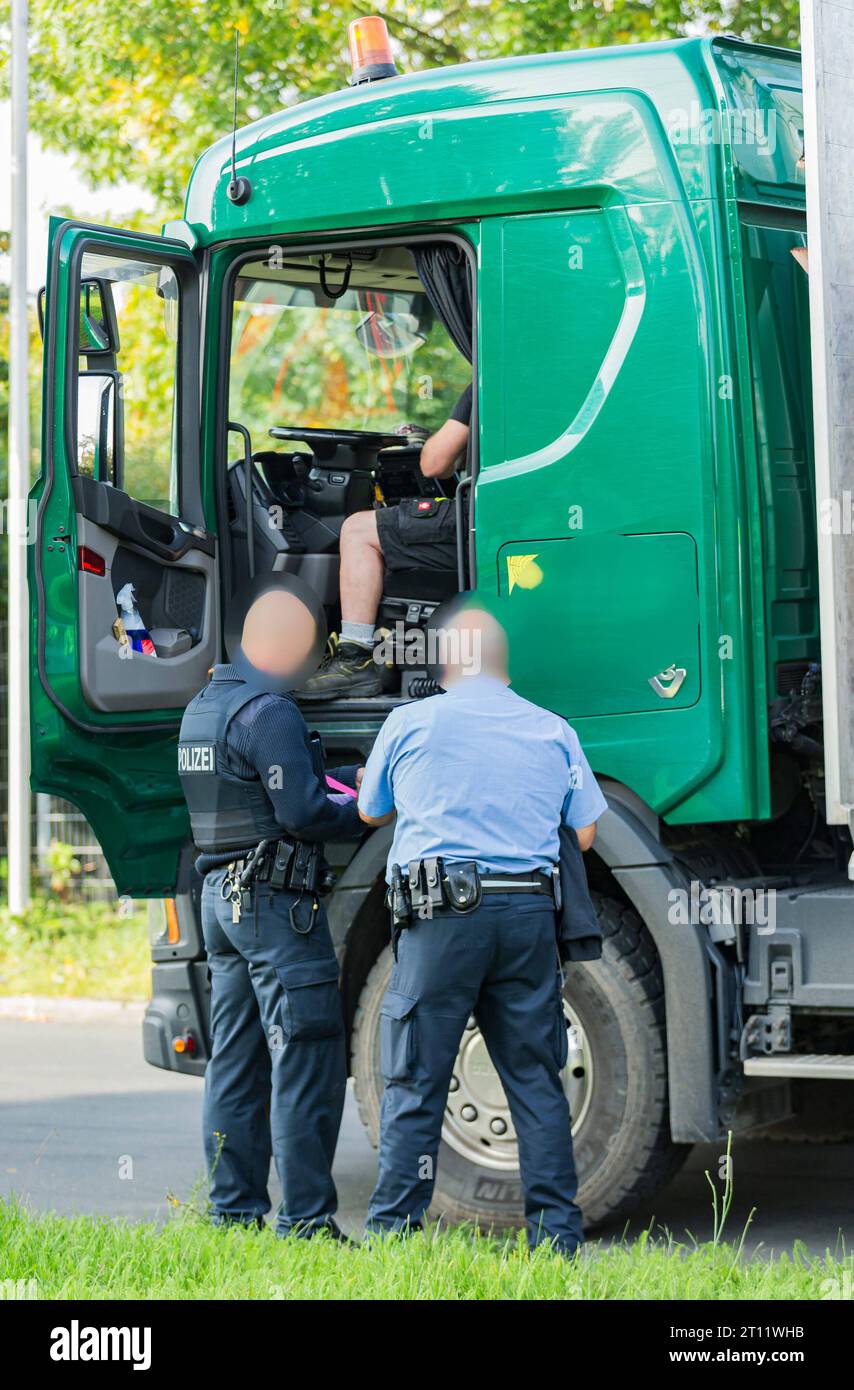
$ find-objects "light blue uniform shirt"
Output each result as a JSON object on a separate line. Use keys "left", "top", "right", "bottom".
{"left": 358, "top": 675, "right": 608, "bottom": 882}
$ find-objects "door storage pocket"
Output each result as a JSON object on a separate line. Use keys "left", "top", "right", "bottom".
{"left": 275, "top": 958, "right": 343, "bottom": 1042}
{"left": 380, "top": 989, "right": 418, "bottom": 1083}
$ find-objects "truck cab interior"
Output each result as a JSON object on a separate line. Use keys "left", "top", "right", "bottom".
{"left": 41, "top": 229, "right": 473, "bottom": 741}
{"left": 221, "top": 241, "right": 474, "bottom": 702}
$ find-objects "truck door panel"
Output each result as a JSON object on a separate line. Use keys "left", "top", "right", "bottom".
{"left": 30, "top": 220, "right": 214, "bottom": 894}
{"left": 76, "top": 512, "right": 217, "bottom": 713}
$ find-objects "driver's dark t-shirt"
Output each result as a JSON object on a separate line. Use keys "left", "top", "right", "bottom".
{"left": 449, "top": 383, "right": 473, "bottom": 425}
{"left": 375, "top": 384, "right": 471, "bottom": 574}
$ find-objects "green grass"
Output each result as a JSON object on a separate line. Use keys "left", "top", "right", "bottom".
{"left": 1, "top": 1200, "right": 850, "bottom": 1300}
{"left": 0, "top": 898, "right": 149, "bottom": 1000}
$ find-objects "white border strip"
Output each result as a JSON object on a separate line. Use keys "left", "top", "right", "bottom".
{"left": 801, "top": 0, "right": 848, "bottom": 824}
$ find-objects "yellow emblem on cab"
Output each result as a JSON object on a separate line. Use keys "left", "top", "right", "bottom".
{"left": 507, "top": 553, "right": 543, "bottom": 594}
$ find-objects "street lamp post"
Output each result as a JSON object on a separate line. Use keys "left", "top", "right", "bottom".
{"left": 8, "top": 0, "right": 31, "bottom": 913}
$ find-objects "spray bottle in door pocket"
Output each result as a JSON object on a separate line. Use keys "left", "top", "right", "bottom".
{"left": 115, "top": 583, "right": 157, "bottom": 657}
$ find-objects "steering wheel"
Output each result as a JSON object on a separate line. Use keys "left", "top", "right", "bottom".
{"left": 269, "top": 425, "right": 402, "bottom": 463}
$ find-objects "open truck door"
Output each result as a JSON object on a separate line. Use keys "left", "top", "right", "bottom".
{"left": 30, "top": 220, "right": 218, "bottom": 896}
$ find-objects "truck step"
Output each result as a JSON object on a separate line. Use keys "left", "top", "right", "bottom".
{"left": 743, "top": 1054, "right": 854, "bottom": 1080}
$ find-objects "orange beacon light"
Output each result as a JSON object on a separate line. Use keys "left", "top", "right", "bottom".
{"left": 348, "top": 16, "right": 398, "bottom": 85}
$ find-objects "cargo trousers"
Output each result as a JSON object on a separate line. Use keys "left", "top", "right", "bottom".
{"left": 366, "top": 893, "right": 584, "bottom": 1255}
{"left": 200, "top": 868, "right": 346, "bottom": 1235}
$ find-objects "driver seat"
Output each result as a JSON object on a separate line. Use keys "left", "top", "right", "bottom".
{"left": 378, "top": 566, "right": 459, "bottom": 628}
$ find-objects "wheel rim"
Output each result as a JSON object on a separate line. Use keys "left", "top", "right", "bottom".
{"left": 441, "top": 997, "right": 593, "bottom": 1172}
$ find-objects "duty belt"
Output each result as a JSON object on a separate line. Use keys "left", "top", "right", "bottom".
{"left": 202, "top": 837, "right": 334, "bottom": 928}
{"left": 387, "top": 856, "right": 556, "bottom": 957}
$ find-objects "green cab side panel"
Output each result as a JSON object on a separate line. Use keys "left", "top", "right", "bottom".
{"left": 29, "top": 219, "right": 198, "bottom": 896}
{"left": 474, "top": 198, "right": 765, "bottom": 823}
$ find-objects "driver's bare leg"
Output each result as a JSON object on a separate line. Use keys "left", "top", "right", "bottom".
{"left": 298, "top": 509, "right": 383, "bottom": 700}
{"left": 340, "top": 510, "right": 384, "bottom": 627}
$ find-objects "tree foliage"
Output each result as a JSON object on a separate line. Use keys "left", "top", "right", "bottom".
{"left": 7, "top": 0, "right": 801, "bottom": 216}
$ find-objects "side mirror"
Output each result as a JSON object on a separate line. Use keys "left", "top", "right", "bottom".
{"left": 77, "top": 371, "right": 122, "bottom": 488}
{"left": 36, "top": 278, "right": 120, "bottom": 358}
{"left": 78, "top": 278, "right": 119, "bottom": 357}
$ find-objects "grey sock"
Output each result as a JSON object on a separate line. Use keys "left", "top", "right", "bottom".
{"left": 341, "top": 621, "right": 375, "bottom": 649}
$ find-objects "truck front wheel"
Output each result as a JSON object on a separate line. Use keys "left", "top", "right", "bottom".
{"left": 351, "top": 892, "right": 689, "bottom": 1230}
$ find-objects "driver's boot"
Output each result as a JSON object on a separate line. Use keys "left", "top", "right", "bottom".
{"left": 298, "top": 637, "right": 382, "bottom": 700}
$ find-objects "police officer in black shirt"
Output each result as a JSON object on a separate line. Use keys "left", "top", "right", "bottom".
{"left": 300, "top": 383, "right": 472, "bottom": 700}
{"left": 178, "top": 584, "right": 363, "bottom": 1238}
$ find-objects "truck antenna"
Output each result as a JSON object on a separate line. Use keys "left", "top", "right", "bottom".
{"left": 226, "top": 27, "right": 252, "bottom": 206}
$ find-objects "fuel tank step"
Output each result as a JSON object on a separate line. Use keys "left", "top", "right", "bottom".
{"left": 743, "top": 1054, "right": 854, "bottom": 1080}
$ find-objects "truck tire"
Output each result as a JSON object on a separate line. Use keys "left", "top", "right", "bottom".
{"left": 351, "top": 892, "right": 690, "bottom": 1230}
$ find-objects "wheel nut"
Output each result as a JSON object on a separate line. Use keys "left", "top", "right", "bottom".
{"left": 490, "top": 1117, "right": 507, "bottom": 1135}
{"left": 448, "top": 1075, "right": 460, "bottom": 1092}
{"left": 460, "top": 1104, "right": 477, "bottom": 1122}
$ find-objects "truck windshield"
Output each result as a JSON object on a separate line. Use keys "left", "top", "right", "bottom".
{"left": 228, "top": 250, "right": 471, "bottom": 441}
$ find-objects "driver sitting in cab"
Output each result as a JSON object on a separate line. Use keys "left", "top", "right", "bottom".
{"left": 299, "top": 383, "right": 472, "bottom": 700}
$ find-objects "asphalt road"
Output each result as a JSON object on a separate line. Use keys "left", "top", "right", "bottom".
{"left": 2, "top": 1012, "right": 853, "bottom": 1253}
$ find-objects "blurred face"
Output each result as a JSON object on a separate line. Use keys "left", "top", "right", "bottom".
{"left": 439, "top": 606, "right": 509, "bottom": 688}
{"left": 239, "top": 587, "right": 321, "bottom": 686}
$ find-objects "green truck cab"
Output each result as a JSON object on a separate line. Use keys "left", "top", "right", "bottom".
{"left": 32, "top": 32, "right": 854, "bottom": 1230}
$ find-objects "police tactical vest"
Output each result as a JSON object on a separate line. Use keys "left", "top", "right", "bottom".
{"left": 178, "top": 667, "right": 285, "bottom": 853}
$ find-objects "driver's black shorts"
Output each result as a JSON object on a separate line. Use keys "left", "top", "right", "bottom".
{"left": 375, "top": 497, "right": 458, "bottom": 573}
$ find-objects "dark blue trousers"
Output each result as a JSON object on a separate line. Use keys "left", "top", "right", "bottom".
{"left": 200, "top": 869, "right": 346, "bottom": 1235}
{"left": 367, "top": 893, "right": 583, "bottom": 1254}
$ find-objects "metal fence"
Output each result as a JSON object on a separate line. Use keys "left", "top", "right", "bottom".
{"left": 0, "top": 621, "right": 117, "bottom": 903}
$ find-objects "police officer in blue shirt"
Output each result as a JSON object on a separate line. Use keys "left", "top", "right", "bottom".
{"left": 357, "top": 606, "right": 607, "bottom": 1256}
{"left": 178, "top": 584, "right": 364, "bottom": 1238}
